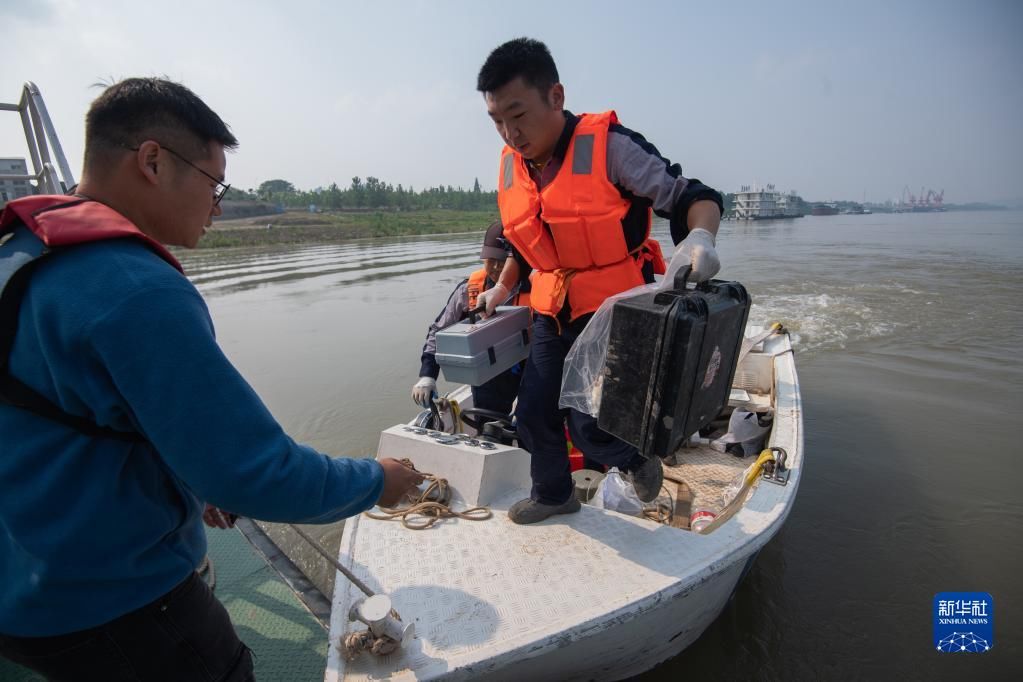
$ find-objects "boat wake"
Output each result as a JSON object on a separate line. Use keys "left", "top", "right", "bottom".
{"left": 750, "top": 290, "right": 901, "bottom": 353}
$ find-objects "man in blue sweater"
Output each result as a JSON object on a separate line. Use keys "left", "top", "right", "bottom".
{"left": 0, "top": 78, "right": 423, "bottom": 681}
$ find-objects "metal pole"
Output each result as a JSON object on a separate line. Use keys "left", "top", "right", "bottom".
{"left": 28, "top": 83, "right": 75, "bottom": 188}
{"left": 288, "top": 524, "right": 375, "bottom": 598}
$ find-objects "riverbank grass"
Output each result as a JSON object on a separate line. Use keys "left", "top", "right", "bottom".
{"left": 200, "top": 209, "right": 498, "bottom": 249}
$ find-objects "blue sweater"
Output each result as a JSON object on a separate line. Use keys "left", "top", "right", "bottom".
{"left": 0, "top": 238, "right": 383, "bottom": 636}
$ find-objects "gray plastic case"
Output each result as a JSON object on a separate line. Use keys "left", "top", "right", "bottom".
{"left": 435, "top": 306, "right": 531, "bottom": 386}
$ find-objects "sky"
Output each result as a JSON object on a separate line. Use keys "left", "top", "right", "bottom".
{"left": 2, "top": 0, "right": 1021, "bottom": 204}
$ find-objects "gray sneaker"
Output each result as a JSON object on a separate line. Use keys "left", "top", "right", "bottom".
{"left": 508, "top": 497, "right": 581, "bottom": 525}
{"left": 630, "top": 456, "right": 663, "bottom": 502}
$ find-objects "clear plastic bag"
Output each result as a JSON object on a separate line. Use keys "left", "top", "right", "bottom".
{"left": 722, "top": 461, "right": 760, "bottom": 507}
{"left": 590, "top": 467, "right": 643, "bottom": 516}
{"left": 559, "top": 282, "right": 663, "bottom": 417}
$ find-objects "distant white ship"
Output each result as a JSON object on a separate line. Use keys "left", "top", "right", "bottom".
{"left": 729, "top": 184, "right": 804, "bottom": 220}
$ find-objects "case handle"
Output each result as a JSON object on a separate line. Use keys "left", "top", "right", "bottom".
{"left": 672, "top": 265, "right": 693, "bottom": 291}
{"left": 654, "top": 265, "right": 694, "bottom": 304}
{"left": 672, "top": 265, "right": 715, "bottom": 293}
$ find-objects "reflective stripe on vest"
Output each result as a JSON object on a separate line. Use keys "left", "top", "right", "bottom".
{"left": 496, "top": 111, "right": 650, "bottom": 320}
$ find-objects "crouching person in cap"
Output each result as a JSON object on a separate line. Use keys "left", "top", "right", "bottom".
{"left": 0, "top": 77, "right": 424, "bottom": 681}
{"left": 411, "top": 221, "right": 530, "bottom": 418}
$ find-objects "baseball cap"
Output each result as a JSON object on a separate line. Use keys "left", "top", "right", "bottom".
{"left": 480, "top": 221, "right": 510, "bottom": 260}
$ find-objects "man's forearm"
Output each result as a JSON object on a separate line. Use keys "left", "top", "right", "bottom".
{"left": 497, "top": 256, "right": 520, "bottom": 291}
{"left": 688, "top": 200, "right": 721, "bottom": 236}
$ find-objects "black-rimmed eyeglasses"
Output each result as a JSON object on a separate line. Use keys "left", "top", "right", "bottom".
{"left": 130, "top": 144, "right": 230, "bottom": 205}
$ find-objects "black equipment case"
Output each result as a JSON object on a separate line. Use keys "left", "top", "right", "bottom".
{"left": 597, "top": 269, "right": 751, "bottom": 459}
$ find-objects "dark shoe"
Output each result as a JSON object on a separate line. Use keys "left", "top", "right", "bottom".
{"left": 629, "top": 456, "right": 663, "bottom": 502}
{"left": 508, "top": 497, "right": 581, "bottom": 525}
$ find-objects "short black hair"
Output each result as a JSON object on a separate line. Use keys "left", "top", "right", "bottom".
{"left": 477, "top": 38, "right": 559, "bottom": 94}
{"left": 84, "top": 77, "right": 237, "bottom": 167}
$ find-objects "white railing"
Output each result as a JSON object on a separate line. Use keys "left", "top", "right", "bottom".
{"left": 1, "top": 82, "right": 75, "bottom": 196}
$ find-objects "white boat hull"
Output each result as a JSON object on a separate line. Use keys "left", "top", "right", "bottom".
{"left": 326, "top": 329, "right": 801, "bottom": 681}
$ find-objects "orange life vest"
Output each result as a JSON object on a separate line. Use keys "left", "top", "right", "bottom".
{"left": 467, "top": 268, "right": 486, "bottom": 310}
{"left": 466, "top": 268, "right": 530, "bottom": 310}
{"left": 496, "top": 111, "right": 663, "bottom": 320}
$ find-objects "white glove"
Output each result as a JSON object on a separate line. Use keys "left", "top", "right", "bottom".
{"left": 474, "top": 282, "right": 509, "bottom": 317}
{"left": 411, "top": 376, "right": 437, "bottom": 407}
{"left": 662, "top": 228, "right": 720, "bottom": 287}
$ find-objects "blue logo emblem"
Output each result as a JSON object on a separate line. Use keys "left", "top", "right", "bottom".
{"left": 934, "top": 592, "right": 993, "bottom": 653}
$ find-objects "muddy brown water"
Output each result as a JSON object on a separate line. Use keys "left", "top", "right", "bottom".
{"left": 179, "top": 210, "right": 1021, "bottom": 679}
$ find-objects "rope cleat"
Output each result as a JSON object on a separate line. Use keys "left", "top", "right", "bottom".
{"left": 343, "top": 594, "right": 414, "bottom": 661}
{"left": 761, "top": 446, "right": 790, "bottom": 486}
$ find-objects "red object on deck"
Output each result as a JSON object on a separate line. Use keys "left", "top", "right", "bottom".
{"left": 566, "top": 425, "right": 585, "bottom": 472}
{"left": 569, "top": 446, "right": 584, "bottom": 472}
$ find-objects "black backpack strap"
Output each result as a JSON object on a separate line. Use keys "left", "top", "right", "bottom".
{"left": 0, "top": 223, "right": 146, "bottom": 443}
{"left": 0, "top": 373, "right": 146, "bottom": 442}
{"left": 0, "top": 224, "right": 48, "bottom": 364}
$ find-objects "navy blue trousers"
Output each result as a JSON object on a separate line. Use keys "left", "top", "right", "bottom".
{"left": 0, "top": 571, "right": 253, "bottom": 681}
{"left": 471, "top": 364, "right": 521, "bottom": 416}
{"left": 515, "top": 314, "right": 640, "bottom": 505}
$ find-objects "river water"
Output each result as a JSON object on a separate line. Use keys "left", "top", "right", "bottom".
{"left": 181, "top": 210, "right": 1021, "bottom": 680}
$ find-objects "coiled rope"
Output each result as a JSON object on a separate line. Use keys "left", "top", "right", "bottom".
{"left": 641, "top": 493, "right": 673, "bottom": 524}
{"left": 363, "top": 459, "right": 492, "bottom": 530}
{"left": 341, "top": 629, "right": 401, "bottom": 661}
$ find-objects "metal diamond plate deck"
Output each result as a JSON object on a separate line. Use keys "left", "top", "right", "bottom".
{"left": 336, "top": 493, "right": 716, "bottom": 680}
{"left": 329, "top": 330, "right": 801, "bottom": 681}
{"left": 666, "top": 444, "right": 751, "bottom": 510}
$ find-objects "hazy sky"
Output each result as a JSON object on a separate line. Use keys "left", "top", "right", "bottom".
{"left": 3, "top": 0, "right": 1021, "bottom": 203}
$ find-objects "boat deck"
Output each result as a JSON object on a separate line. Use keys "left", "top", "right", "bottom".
{"left": 663, "top": 442, "right": 753, "bottom": 519}
{"left": 0, "top": 525, "right": 327, "bottom": 682}
{"left": 326, "top": 331, "right": 798, "bottom": 681}
{"left": 327, "top": 475, "right": 747, "bottom": 682}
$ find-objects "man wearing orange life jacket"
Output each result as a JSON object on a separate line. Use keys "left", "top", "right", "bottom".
{"left": 412, "top": 221, "right": 529, "bottom": 417}
{"left": 474, "top": 38, "right": 725, "bottom": 525}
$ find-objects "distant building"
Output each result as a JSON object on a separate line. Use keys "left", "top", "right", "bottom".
{"left": 0, "top": 157, "right": 34, "bottom": 206}
{"left": 729, "top": 184, "right": 804, "bottom": 220}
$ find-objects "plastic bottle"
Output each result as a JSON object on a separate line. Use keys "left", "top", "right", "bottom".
{"left": 689, "top": 506, "right": 717, "bottom": 533}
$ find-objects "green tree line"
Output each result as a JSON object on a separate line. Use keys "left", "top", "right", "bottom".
{"left": 227, "top": 180, "right": 789, "bottom": 216}
{"left": 226, "top": 176, "right": 496, "bottom": 212}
